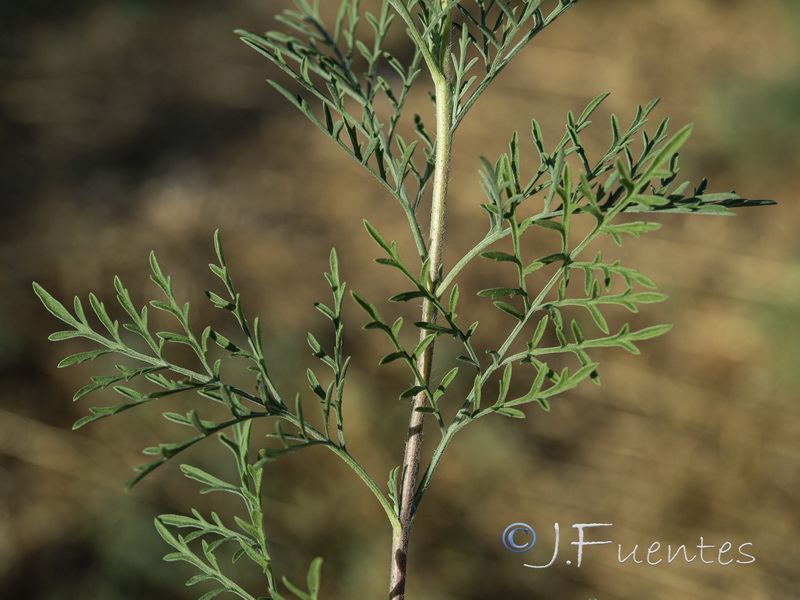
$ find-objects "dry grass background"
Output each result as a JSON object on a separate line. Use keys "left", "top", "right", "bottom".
{"left": 1, "top": 1, "right": 799, "bottom": 598}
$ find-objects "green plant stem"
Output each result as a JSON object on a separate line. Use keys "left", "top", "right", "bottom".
{"left": 390, "top": 5, "right": 453, "bottom": 599}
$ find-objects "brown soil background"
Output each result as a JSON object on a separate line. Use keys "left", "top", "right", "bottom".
{"left": 1, "top": 1, "right": 798, "bottom": 599}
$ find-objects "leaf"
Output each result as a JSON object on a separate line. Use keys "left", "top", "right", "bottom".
{"left": 627, "top": 323, "right": 673, "bottom": 341}
{"left": 534, "top": 219, "right": 564, "bottom": 233}
{"left": 400, "top": 385, "right": 427, "bottom": 399}
{"left": 496, "top": 363, "right": 513, "bottom": 405}
{"left": 157, "top": 331, "right": 194, "bottom": 346}
{"left": 281, "top": 578, "right": 311, "bottom": 600}
{"left": 523, "top": 260, "right": 546, "bottom": 276}
{"left": 638, "top": 123, "right": 694, "bottom": 184}
{"left": 363, "top": 219, "right": 392, "bottom": 253}
{"left": 578, "top": 92, "right": 611, "bottom": 124}
{"left": 306, "top": 557, "right": 323, "bottom": 598}
{"left": 72, "top": 392, "right": 162, "bottom": 429}
{"left": 448, "top": 285, "right": 459, "bottom": 317}
{"left": 185, "top": 574, "right": 215, "bottom": 587}
{"left": 493, "top": 406, "right": 526, "bottom": 419}
{"left": 379, "top": 351, "right": 408, "bottom": 365}
{"left": 89, "top": 293, "right": 119, "bottom": 338}
{"left": 205, "top": 290, "right": 235, "bottom": 310}
{"left": 477, "top": 287, "right": 524, "bottom": 299}
{"left": 306, "top": 332, "right": 322, "bottom": 354}
{"left": 601, "top": 221, "right": 662, "bottom": 246}
{"left": 493, "top": 301, "right": 524, "bottom": 321}
{"left": 198, "top": 589, "right": 228, "bottom": 600}
{"left": 33, "top": 283, "right": 79, "bottom": 326}
{"left": 586, "top": 304, "right": 609, "bottom": 334}
{"left": 629, "top": 194, "right": 671, "bottom": 208}
{"left": 159, "top": 513, "right": 205, "bottom": 530}
{"left": 389, "top": 290, "right": 427, "bottom": 302}
{"left": 180, "top": 465, "right": 240, "bottom": 495}
{"left": 235, "top": 516, "right": 260, "bottom": 539}
{"left": 570, "top": 319, "right": 585, "bottom": 344}
{"left": 414, "top": 321, "right": 458, "bottom": 336}
{"left": 387, "top": 465, "right": 400, "bottom": 509}
{"left": 530, "top": 315, "right": 549, "bottom": 347}
{"left": 47, "top": 330, "right": 84, "bottom": 342}
{"left": 480, "top": 251, "right": 520, "bottom": 264}
{"left": 438, "top": 367, "right": 459, "bottom": 391}
{"left": 624, "top": 291, "right": 668, "bottom": 306}
{"left": 564, "top": 362, "right": 599, "bottom": 389}
{"left": 412, "top": 333, "right": 436, "bottom": 359}
{"left": 391, "top": 316, "right": 404, "bottom": 339}
{"left": 58, "top": 349, "right": 112, "bottom": 368}
{"left": 351, "top": 291, "right": 380, "bottom": 321}
{"left": 208, "top": 329, "right": 241, "bottom": 352}
{"left": 306, "top": 368, "right": 326, "bottom": 399}
{"left": 506, "top": 363, "right": 550, "bottom": 409}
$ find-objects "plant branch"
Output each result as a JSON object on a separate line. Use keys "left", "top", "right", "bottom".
{"left": 273, "top": 410, "right": 401, "bottom": 532}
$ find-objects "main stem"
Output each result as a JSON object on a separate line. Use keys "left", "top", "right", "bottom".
{"left": 389, "top": 8, "right": 453, "bottom": 600}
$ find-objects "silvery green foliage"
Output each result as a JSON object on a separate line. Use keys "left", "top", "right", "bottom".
{"left": 34, "top": 1, "right": 772, "bottom": 599}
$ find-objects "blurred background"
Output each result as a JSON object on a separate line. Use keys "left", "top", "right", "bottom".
{"left": 1, "top": 0, "right": 798, "bottom": 598}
